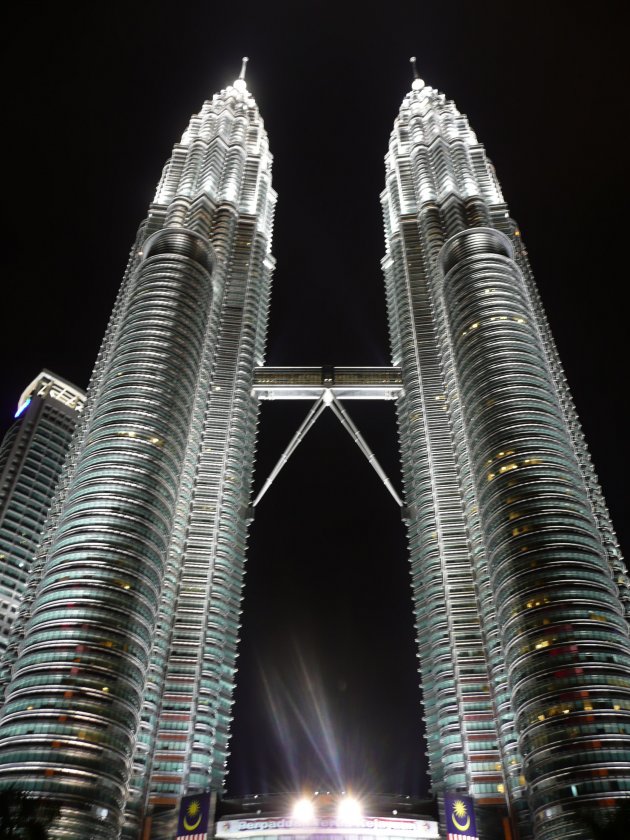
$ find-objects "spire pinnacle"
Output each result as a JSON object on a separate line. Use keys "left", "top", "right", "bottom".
{"left": 409, "top": 56, "right": 425, "bottom": 91}
{"left": 239, "top": 56, "right": 249, "bottom": 80}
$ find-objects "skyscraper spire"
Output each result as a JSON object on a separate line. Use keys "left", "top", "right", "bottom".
{"left": 382, "top": 74, "right": 630, "bottom": 840}
{"left": 239, "top": 55, "right": 249, "bottom": 80}
{"left": 408, "top": 56, "right": 424, "bottom": 90}
{"left": 0, "top": 67, "right": 276, "bottom": 840}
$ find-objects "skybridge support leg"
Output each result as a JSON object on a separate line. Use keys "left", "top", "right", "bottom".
{"left": 328, "top": 393, "right": 403, "bottom": 508}
{"left": 252, "top": 395, "right": 328, "bottom": 508}
{"left": 253, "top": 390, "right": 403, "bottom": 509}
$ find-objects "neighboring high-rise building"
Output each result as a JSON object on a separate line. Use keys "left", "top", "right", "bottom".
{"left": 381, "top": 67, "right": 630, "bottom": 840}
{"left": 0, "top": 372, "right": 85, "bottom": 652}
{"left": 0, "top": 62, "right": 276, "bottom": 840}
{"left": 0, "top": 60, "right": 628, "bottom": 840}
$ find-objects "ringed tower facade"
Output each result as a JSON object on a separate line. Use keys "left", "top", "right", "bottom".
{"left": 0, "top": 62, "right": 276, "bottom": 840}
{"left": 382, "top": 65, "right": 630, "bottom": 839}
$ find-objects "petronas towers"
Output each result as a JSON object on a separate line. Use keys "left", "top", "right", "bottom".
{"left": 0, "top": 65, "right": 275, "bottom": 840}
{"left": 0, "top": 62, "right": 627, "bottom": 840}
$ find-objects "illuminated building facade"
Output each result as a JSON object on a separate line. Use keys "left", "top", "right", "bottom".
{"left": 0, "top": 372, "right": 85, "bottom": 653}
{"left": 0, "top": 60, "right": 627, "bottom": 840}
{"left": 0, "top": 63, "right": 275, "bottom": 840}
{"left": 382, "top": 68, "right": 630, "bottom": 839}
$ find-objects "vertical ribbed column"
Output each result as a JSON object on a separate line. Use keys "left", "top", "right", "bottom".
{"left": 441, "top": 227, "right": 630, "bottom": 839}
{"left": 511, "top": 235, "right": 630, "bottom": 622}
{"left": 382, "top": 80, "right": 519, "bottom": 837}
{"left": 138, "top": 79, "right": 276, "bottom": 821}
{"left": 0, "top": 229, "right": 215, "bottom": 840}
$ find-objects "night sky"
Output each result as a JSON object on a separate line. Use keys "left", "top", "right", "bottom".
{"left": 3, "top": 1, "right": 628, "bottom": 802}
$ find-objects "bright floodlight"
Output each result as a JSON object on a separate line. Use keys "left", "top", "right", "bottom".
{"left": 337, "top": 796, "right": 362, "bottom": 824}
{"left": 292, "top": 798, "right": 315, "bottom": 823}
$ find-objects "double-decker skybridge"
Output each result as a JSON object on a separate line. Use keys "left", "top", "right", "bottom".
{"left": 251, "top": 367, "right": 404, "bottom": 509}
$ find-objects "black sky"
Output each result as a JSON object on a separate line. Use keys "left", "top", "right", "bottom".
{"left": 2, "top": 0, "right": 628, "bottom": 801}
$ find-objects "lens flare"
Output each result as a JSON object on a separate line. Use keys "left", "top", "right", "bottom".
{"left": 292, "top": 798, "right": 315, "bottom": 823}
{"left": 337, "top": 796, "right": 362, "bottom": 824}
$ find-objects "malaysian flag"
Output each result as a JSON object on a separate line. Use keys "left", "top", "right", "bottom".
{"left": 176, "top": 791, "right": 212, "bottom": 840}
{"left": 447, "top": 835, "right": 479, "bottom": 840}
{"left": 444, "top": 793, "right": 478, "bottom": 840}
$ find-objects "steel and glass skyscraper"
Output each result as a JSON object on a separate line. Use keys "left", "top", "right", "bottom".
{"left": 382, "top": 68, "right": 630, "bottom": 839}
{"left": 0, "top": 63, "right": 275, "bottom": 840}
{"left": 0, "top": 60, "right": 628, "bottom": 840}
{"left": 0, "top": 372, "right": 85, "bottom": 652}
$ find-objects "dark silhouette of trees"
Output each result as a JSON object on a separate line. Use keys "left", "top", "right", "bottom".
{"left": 0, "top": 790, "right": 59, "bottom": 839}
{"left": 574, "top": 799, "right": 630, "bottom": 839}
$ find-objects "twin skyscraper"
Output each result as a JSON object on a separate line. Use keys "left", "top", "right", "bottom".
{"left": 0, "top": 62, "right": 627, "bottom": 840}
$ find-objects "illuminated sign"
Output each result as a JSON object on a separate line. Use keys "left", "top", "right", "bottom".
{"left": 216, "top": 816, "right": 438, "bottom": 838}
{"left": 14, "top": 397, "right": 31, "bottom": 418}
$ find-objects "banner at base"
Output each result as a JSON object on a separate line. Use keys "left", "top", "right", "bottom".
{"left": 176, "top": 791, "right": 212, "bottom": 840}
{"left": 444, "top": 793, "right": 478, "bottom": 840}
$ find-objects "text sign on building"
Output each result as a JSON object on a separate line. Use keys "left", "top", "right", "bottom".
{"left": 443, "top": 794, "right": 478, "bottom": 840}
{"left": 216, "top": 816, "right": 439, "bottom": 838}
{"left": 176, "top": 792, "right": 212, "bottom": 840}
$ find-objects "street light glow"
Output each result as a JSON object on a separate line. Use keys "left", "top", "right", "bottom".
{"left": 337, "top": 796, "right": 362, "bottom": 823}
{"left": 292, "top": 798, "right": 315, "bottom": 823}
